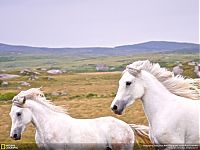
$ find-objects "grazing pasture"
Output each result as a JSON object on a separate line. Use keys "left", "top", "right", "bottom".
{"left": 0, "top": 53, "right": 199, "bottom": 149}
{"left": 0, "top": 72, "right": 147, "bottom": 149}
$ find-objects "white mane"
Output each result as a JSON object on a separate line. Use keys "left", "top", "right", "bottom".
{"left": 127, "top": 60, "right": 199, "bottom": 100}
{"left": 13, "top": 88, "right": 66, "bottom": 113}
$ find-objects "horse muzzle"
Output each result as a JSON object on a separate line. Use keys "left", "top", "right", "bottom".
{"left": 10, "top": 128, "right": 22, "bottom": 140}
{"left": 11, "top": 133, "right": 21, "bottom": 140}
{"left": 111, "top": 100, "right": 126, "bottom": 115}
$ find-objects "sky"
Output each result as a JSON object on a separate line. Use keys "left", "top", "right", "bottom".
{"left": 0, "top": 0, "right": 198, "bottom": 47}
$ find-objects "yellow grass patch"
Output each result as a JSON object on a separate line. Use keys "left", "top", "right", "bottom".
{"left": 0, "top": 72, "right": 148, "bottom": 147}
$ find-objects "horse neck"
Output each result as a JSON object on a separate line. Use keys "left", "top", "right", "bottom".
{"left": 140, "top": 71, "right": 174, "bottom": 124}
{"left": 25, "top": 100, "right": 70, "bottom": 140}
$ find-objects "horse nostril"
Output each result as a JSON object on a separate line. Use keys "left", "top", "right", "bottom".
{"left": 13, "top": 134, "right": 18, "bottom": 138}
{"left": 112, "top": 105, "right": 118, "bottom": 111}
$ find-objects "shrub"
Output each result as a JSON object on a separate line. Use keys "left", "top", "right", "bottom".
{"left": 0, "top": 92, "right": 16, "bottom": 101}
{"left": 86, "top": 93, "right": 97, "bottom": 98}
{"left": 69, "top": 95, "right": 82, "bottom": 100}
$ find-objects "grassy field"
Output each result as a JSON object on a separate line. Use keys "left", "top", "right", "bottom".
{"left": 0, "top": 53, "right": 199, "bottom": 73}
{"left": 0, "top": 53, "right": 199, "bottom": 149}
{"left": 0, "top": 72, "right": 147, "bottom": 148}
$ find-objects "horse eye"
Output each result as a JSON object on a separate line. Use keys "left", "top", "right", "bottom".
{"left": 16, "top": 112, "right": 22, "bottom": 117}
{"left": 126, "top": 81, "right": 132, "bottom": 86}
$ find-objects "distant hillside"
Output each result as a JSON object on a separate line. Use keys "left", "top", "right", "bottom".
{"left": 0, "top": 41, "right": 199, "bottom": 56}
{"left": 115, "top": 41, "right": 199, "bottom": 51}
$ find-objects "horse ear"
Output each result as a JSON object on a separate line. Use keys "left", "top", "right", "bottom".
{"left": 126, "top": 66, "right": 141, "bottom": 76}
{"left": 22, "top": 96, "right": 26, "bottom": 104}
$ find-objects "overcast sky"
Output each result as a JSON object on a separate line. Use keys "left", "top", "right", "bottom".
{"left": 0, "top": 0, "right": 198, "bottom": 47}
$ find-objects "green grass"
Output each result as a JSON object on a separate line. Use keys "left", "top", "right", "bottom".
{"left": 0, "top": 53, "right": 199, "bottom": 149}
{"left": 0, "top": 53, "right": 199, "bottom": 73}
{"left": 0, "top": 92, "right": 16, "bottom": 101}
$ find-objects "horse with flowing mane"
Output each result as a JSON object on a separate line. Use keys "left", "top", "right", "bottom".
{"left": 9, "top": 88, "right": 151, "bottom": 150}
{"left": 111, "top": 60, "right": 200, "bottom": 149}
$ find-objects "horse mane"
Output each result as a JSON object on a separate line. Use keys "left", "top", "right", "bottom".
{"left": 15, "top": 88, "right": 67, "bottom": 113}
{"left": 127, "top": 60, "right": 199, "bottom": 100}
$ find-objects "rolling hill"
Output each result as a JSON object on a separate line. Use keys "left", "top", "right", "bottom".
{"left": 0, "top": 41, "right": 199, "bottom": 56}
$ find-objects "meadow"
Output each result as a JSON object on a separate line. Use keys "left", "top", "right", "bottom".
{"left": 0, "top": 53, "right": 199, "bottom": 149}
{"left": 0, "top": 72, "right": 148, "bottom": 149}
{"left": 0, "top": 53, "right": 199, "bottom": 74}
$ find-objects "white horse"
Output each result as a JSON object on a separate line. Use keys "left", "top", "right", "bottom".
{"left": 9, "top": 88, "right": 135, "bottom": 150}
{"left": 111, "top": 60, "right": 200, "bottom": 149}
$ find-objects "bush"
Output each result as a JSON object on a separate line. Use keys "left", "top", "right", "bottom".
{"left": 86, "top": 93, "right": 97, "bottom": 98}
{"left": 69, "top": 95, "right": 82, "bottom": 100}
{"left": 0, "top": 92, "right": 16, "bottom": 101}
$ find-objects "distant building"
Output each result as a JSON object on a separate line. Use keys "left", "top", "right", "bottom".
{"left": 172, "top": 64, "right": 183, "bottom": 76}
{"left": 96, "top": 64, "right": 109, "bottom": 71}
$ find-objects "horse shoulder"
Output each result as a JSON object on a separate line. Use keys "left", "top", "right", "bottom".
{"left": 150, "top": 108, "right": 185, "bottom": 144}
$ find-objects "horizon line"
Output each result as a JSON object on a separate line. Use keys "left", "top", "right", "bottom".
{"left": 0, "top": 40, "right": 199, "bottom": 49}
